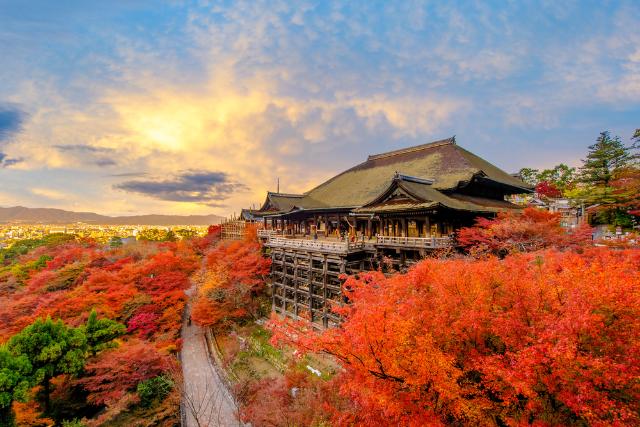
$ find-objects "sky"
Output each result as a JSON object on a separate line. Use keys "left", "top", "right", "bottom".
{"left": 0, "top": 0, "right": 639, "bottom": 217}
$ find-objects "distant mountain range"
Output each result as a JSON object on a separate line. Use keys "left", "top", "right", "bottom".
{"left": 0, "top": 206, "right": 224, "bottom": 226}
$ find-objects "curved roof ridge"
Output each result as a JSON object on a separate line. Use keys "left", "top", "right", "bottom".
{"left": 267, "top": 192, "right": 304, "bottom": 198}
{"left": 367, "top": 136, "right": 455, "bottom": 161}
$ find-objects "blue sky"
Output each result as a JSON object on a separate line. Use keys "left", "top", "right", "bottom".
{"left": 0, "top": 0, "right": 638, "bottom": 216}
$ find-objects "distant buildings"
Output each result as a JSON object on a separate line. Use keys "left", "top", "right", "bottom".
{"left": 0, "top": 223, "right": 209, "bottom": 247}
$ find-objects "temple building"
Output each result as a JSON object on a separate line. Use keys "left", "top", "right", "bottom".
{"left": 245, "top": 137, "right": 532, "bottom": 328}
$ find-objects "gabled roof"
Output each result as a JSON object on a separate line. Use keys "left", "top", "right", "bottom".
{"left": 354, "top": 173, "right": 522, "bottom": 214}
{"left": 255, "top": 137, "right": 532, "bottom": 216}
{"left": 295, "top": 137, "right": 530, "bottom": 209}
{"left": 258, "top": 192, "right": 305, "bottom": 214}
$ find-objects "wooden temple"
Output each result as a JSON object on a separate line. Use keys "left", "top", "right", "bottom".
{"left": 245, "top": 137, "right": 532, "bottom": 328}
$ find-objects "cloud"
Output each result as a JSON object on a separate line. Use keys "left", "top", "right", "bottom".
{"left": 94, "top": 158, "right": 117, "bottom": 167}
{"left": 0, "top": 152, "right": 23, "bottom": 168}
{"left": 107, "top": 172, "right": 148, "bottom": 177}
{"left": 54, "top": 144, "right": 115, "bottom": 153}
{"left": 30, "top": 187, "right": 69, "bottom": 201}
{"left": 0, "top": 105, "right": 27, "bottom": 141}
{"left": 0, "top": 105, "right": 27, "bottom": 166}
{"left": 114, "top": 170, "right": 248, "bottom": 205}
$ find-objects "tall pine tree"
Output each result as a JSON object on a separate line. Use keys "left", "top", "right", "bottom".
{"left": 580, "top": 131, "right": 632, "bottom": 189}
{"left": 580, "top": 131, "right": 638, "bottom": 225}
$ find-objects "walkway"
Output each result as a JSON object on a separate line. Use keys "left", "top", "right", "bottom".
{"left": 181, "top": 287, "right": 240, "bottom": 427}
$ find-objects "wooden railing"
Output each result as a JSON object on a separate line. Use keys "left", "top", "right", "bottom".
{"left": 257, "top": 229, "right": 281, "bottom": 238}
{"left": 375, "top": 235, "right": 452, "bottom": 248}
{"left": 266, "top": 237, "right": 364, "bottom": 254}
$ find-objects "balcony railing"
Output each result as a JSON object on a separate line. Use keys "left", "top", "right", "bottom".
{"left": 375, "top": 235, "right": 452, "bottom": 248}
{"left": 257, "top": 229, "right": 281, "bottom": 238}
{"left": 266, "top": 236, "right": 364, "bottom": 254}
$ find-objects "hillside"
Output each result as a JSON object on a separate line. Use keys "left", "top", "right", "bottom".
{"left": 0, "top": 206, "right": 224, "bottom": 225}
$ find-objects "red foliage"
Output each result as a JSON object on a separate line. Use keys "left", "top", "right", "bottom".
{"left": 0, "top": 235, "right": 203, "bottom": 413}
{"left": 270, "top": 248, "right": 640, "bottom": 426}
{"left": 610, "top": 166, "right": 640, "bottom": 212}
{"left": 192, "top": 238, "right": 270, "bottom": 329}
{"left": 127, "top": 312, "right": 160, "bottom": 337}
{"left": 238, "top": 368, "right": 346, "bottom": 426}
{"left": 458, "top": 207, "right": 592, "bottom": 256}
{"left": 191, "top": 224, "right": 222, "bottom": 254}
{"left": 76, "top": 340, "right": 174, "bottom": 405}
{"left": 535, "top": 180, "right": 562, "bottom": 198}
{"left": 44, "top": 246, "right": 90, "bottom": 270}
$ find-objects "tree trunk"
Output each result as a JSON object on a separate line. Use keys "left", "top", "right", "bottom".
{"left": 43, "top": 376, "right": 51, "bottom": 413}
{"left": 0, "top": 405, "right": 16, "bottom": 426}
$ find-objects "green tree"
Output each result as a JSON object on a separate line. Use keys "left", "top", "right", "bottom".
{"left": 537, "top": 163, "right": 576, "bottom": 194}
{"left": 518, "top": 167, "right": 539, "bottom": 186}
{"left": 175, "top": 228, "right": 197, "bottom": 240}
{"left": 84, "top": 310, "right": 125, "bottom": 356}
{"left": 579, "top": 131, "right": 639, "bottom": 225}
{"left": 580, "top": 131, "right": 634, "bottom": 189}
{"left": 0, "top": 347, "right": 32, "bottom": 426}
{"left": 163, "top": 230, "right": 177, "bottom": 242}
{"left": 7, "top": 318, "right": 87, "bottom": 413}
{"left": 108, "top": 236, "right": 123, "bottom": 248}
{"left": 136, "top": 375, "right": 173, "bottom": 407}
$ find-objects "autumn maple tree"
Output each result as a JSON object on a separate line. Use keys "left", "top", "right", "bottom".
{"left": 192, "top": 228, "right": 271, "bottom": 329}
{"left": 457, "top": 207, "right": 592, "bottom": 257}
{"left": 0, "top": 233, "right": 203, "bottom": 424}
{"left": 269, "top": 248, "right": 640, "bottom": 426}
{"left": 535, "top": 180, "right": 562, "bottom": 198}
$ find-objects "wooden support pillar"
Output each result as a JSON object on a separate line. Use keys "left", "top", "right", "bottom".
{"left": 425, "top": 216, "right": 430, "bottom": 237}
{"left": 281, "top": 258, "right": 286, "bottom": 316}
{"left": 322, "top": 255, "right": 328, "bottom": 328}
{"left": 366, "top": 218, "right": 372, "bottom": 238}
{"left": 308, "top": 253, "right": 313, "bottom": 322}
{"left": 271, "top": 251, "right": 277, "bottom": 313}
{"left": 401, "top": 218, "right": 407, "bottom": 237}
{"left": 293, "top": 255, "right": 299, "bottom": 317}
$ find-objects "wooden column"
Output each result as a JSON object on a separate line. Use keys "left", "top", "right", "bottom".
{"left": 308, "top": 253, "right": 313, "bottom": 322}
{"left": 401, "top": 218, "right": 407, "bottom": 237}
{"left": 322, "top": 255, "right": 328, "bottom": 328}
{"left": 293, "top": 255, "right": 299, "bottom": 317}
{"left": 366, "top": 218, "right": 372, "bottom": 238}
{"left": 281, "top": 259, "right": 286, "bottom": 316}
{"left": 271, "top": 251, "right": 277, "bottom": 313}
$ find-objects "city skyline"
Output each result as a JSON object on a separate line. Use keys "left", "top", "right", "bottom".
{"left": 1, "top": 1, "right": 639, "bottom": 216}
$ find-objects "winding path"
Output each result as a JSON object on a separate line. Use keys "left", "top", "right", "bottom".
{"left": 181, "top": 287, "right": 240, "bottom": 427}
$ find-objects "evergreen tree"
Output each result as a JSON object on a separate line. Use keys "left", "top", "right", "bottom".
{"left": 518, "top": 167, "right": 539, "bottom": 186}
{"left": 0, "top": 347, "right": 32, "bottom": 426}
{"left": 7, "top": 318, "right": 87, "bottom": 413}
{"left": 580, "top": 131, "right": 633, "bottom": 189}
{"left": 84, "top": 310, "right": 125, "bottom": 356}
{"left": 579, "top": 131, "right": 639, "bottom": 225}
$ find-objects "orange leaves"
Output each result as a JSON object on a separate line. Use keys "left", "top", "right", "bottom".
{"left": 75, "top": 340, "right": 174, "bottom": 405}
{"left": 192, "top": 239, "right": 271, "bottom": 329}
{"left": 458, "top": 207, "right": 593, "bottom": 257}
{"left": 0, "top": 236, "right": 205, "bottom": 417}
{"left": 270, "top": 248, "right": 640, "bottom": 425}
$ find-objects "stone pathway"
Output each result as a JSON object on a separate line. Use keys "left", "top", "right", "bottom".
{"left": 181, "top": 287, "right": 240, "bottom": 427}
